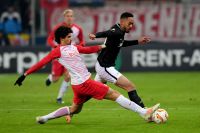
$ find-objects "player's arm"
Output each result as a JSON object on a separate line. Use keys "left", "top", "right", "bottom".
{"left": 89, "top": 28, "right": 118, "bottom": 40}
{"left": 76, "top": 45, "right": 105, "bottom": 54}
{"left": 24, "top": 48, "right": 60, "bottom": 75}
{"left": 122, "top": 40, "right": 138, "bottom": 47}
{"left": 123, "top": 36, "right": 151, "bottom": 47}
{"left": 14, "top": 47, "right": 61, "bottom": 86}
{"left": 95, "top": 30, "right": 111, "bottom": 38}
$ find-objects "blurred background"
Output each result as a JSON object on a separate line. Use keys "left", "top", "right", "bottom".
{"left": 0, "top": 0, "right": 199, "bottom": 73}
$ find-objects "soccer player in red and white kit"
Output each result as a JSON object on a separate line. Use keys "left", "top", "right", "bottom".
{"left": 14, "top": 26, "right": 160, "bottom": 124}
{"left": 46, "top": 9, "right": 85, "bottom": 104}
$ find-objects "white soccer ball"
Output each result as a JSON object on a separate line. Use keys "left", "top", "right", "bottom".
{"left": 152, "top": 108, "right": 169, "bottom": 124}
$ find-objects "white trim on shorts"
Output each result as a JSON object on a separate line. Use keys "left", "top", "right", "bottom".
{"left": 95, "top": 61, "right": 122, "bottom": 84}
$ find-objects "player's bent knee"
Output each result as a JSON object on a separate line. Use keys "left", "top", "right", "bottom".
{"left": 128, "top": 82, "right": 136, "bottom": 90}
{"left": 69, "top": 104, "right": 83, "bottom": 115}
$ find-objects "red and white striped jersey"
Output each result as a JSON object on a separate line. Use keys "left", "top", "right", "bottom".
{"left": 58, "top": 45, "right": 91, "bottom": 85}
{"left": 47, "top": 22, "right": 85, "bottom": 48}
{"left": 25, "top": 45, "right": 101, "bottom": 85}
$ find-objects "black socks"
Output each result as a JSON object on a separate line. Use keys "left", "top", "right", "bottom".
{"left": 128, "top": 90, "right": 145, "bottom": 108}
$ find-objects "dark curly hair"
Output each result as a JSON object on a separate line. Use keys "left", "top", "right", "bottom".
{"left": 55, "top": 26, "right": 73, "bottom": 44}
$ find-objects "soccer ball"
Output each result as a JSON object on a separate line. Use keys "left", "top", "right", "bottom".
{"left": 152, "top": 108, "right": 169, "bottom": 124}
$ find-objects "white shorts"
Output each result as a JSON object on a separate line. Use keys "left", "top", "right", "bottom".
{"left": 94, "top": 61, "right": 122, "bottom": 84}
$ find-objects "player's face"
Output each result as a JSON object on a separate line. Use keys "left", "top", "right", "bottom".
{"left": 64, "top": 12, "right": 74, "bottom": 26}
{"left": 63, "top": 33, "right": 72, "bottom": 45}
{"left": 124, "top": 17, "right": 134, "bottom": 33}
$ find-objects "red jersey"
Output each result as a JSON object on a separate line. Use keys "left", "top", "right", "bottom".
{"left": 47, "top": 22, "right": 85, "bottom": 48}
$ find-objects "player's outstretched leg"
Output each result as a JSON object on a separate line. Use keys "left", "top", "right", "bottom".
{"left": 36, "top": 103, "right": 83, "bottom": 124}
{"left": 104, "top": 88, "right": 160, "bottom": 121}
{"left": 115, "top": 75, "right": 145, "bottom": 108}
{"left": 36, "top": 106, "right": 70, "bottom": 124}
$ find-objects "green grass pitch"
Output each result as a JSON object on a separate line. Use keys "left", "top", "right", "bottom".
{"left": 0, "top": 72, "right": 200, "bottom": 133}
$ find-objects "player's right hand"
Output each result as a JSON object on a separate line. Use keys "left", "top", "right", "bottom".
{"left": 14, "top": 74, "right": 26, "bottom": 86}
{"left": 138, "top": 36, "right": 151, "bottom": 45}
{"left": 89, "top": 33, "right": 96, "bottom": 40}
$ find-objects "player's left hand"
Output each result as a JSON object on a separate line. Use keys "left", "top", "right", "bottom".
{"left": 14, "top": 74, "right": 26, "bottom": 86}
{"left": 138, "top": 36, "right": 151, "bottom": 45}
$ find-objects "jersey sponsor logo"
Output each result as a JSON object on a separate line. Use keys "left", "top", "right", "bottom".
{"left": 62, "top": 46, "right": 79, "bottom": 57}
{"left": 68, "top": 52, "right": 76, "bottom": 57}
{"left": 67, "top": 51, "right": 79, "bottom": 57}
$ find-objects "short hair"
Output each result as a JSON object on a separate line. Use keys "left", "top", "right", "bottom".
{"left": 120, "top": 12, "right": 133, "bottom": 19}
{"left": 63, "top": 9, "right": 73, "bottom": 16}
{"left": 55, "top": 26, "right": 73, "bottom": 44}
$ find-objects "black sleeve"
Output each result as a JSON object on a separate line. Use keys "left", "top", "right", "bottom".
{"left": 95, "top": 28, "right": 118, "bottom": 38}
{"left": 122, "top": 40, "right": 139, "bottom": 47}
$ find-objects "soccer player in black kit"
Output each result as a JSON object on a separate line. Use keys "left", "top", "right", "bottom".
{"left": 89, "top": 12, "right": 151, "bottom": 108}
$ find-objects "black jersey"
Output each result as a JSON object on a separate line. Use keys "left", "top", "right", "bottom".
{"left": 95, "top": 24, "right": 138, "bottom": 67}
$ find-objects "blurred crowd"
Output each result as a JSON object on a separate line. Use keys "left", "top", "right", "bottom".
{"left": 0, "top": 1, "right": 30, "bottom": 47}
{"left": 0, "top": 5, "right": 23, "bottom": 46}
